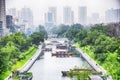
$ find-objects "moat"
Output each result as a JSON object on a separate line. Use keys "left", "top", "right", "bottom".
{"left": 29, "top": 38, "right": 91, "bottom": 80}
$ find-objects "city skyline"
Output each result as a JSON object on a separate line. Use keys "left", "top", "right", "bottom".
{"left": 6, "top": 0, "right": 120, "bottom": 25}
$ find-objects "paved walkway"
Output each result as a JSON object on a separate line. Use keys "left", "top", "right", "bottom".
{"left": 76, "top": 47, "right": 113, "bottom": 80}
{"left": 6, "top": 45, "right": 42, "bottom": 80}
{"left": 19, "top": 45, "right": 42, "bottom": 72}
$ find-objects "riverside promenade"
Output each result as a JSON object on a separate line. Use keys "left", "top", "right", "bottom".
{"left": 6, "top": 45, "right": 43, "bottom": 80}
{"left": 19, "top": 45, "right": 42, "bottom": 72}
{"left": 76, "top": 47, "right": 113, "bottom": 80}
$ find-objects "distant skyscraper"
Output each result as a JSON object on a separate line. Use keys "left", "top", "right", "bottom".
{"left": 105, "top": 8, "right": 120, "bottom": 23}
{"left": 17, "top": 10, "right": 22, "bottom": 25}
{"left": 71, "top": 11, "right": 74, "bottom": 24}
{"left": 0, "top": 21, "right": 3, "bottom": 37}
{"left": 63, "top": 6, "right": 74, "bottom": 25}
{"left": 45, "top": 12, "right": 54, "bottom": 23}
{"left": 116, "top": 9, "right": 120, "bottom": 22}
{"left": 7, "top": 8, "right": 18, "bottom": 25}
{"left": 45, "top": 12, "right": 55, "bottom": 28}
{"left": 0, "top": 0, "right": 8, "bottom": 35}
{"left": 7, "top": 8, "right": 17, "bottom": 18}
{"left": 48, "top": 7, "right": 57, "bottom": 24}
{"left": 47, "top": 12, "right": 54, "bottom": 22}
{"left": 20, "top": 7, "right": 33, "bottom": 26}
{"left": 78, "top": 7, "right": 87, "bottom": 25}
{"left": 6, "top": 15, "right": 13, "bottom": 29}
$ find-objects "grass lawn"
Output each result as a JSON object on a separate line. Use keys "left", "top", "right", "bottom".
{"left": 0, "top": 46, "right": 37, "bottom": 80}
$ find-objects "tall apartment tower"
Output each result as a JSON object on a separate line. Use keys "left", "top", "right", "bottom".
{"left": 44, "top": 12, "right": 55, "bottom": 29}
{"left": 78, "top": 6, "right": 87, "bottom": 25}
{"left": 20, "top": 7, "right": 33, "bottom": 26}
{"left": 7, "top": 8, "right": 17, "bottom": 18}
{"left": 105, "top": 8, "right": 120, "bottom": 23}
{"left": 48, "top": 7, "right": 57, "bottom": 24}
{"left": 0, "top": 0, "right": 7, "bottom": 35}
{"left": 71, "top": 11, "right": 74, "bottom": 24}
{"left": 63, "top": 6, "right": 74, "bottom": 25}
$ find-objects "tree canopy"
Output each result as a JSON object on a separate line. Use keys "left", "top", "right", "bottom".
{"left": 0, "top": 25, "right": 47, "bottom": 76}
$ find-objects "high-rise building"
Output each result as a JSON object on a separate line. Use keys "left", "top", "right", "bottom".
{"left": 0, "top": 0, "right": 8, "bottom": 35}
{"left": 17, "top": 10, "right": 22, "bottom": 25}
{"left": 78, "top": 6, "right": 87, "bottom": 25}
{"left": 48, "top": 7, "right": 57, "bottom": 24}
{"left": 71, "top": 11, "right": 74, "bottom": 24}
{"left": 63, "top": 6, "right": 74, "bottom": 25}
{"left": 44, "top": 7, "right": 57, "bottom": 29}
{"left": 105, "top": 8, "right": 120, "bottom": 23}
{"left": 47, "top": 12, "right": 54, "bottom": 22}
{"left": 6, "top": 15, "right": 13, "bottom": 29}
{"left": 0, "top": 21, "right": 3, "bottom": 37}
{"left": 45, "top": 12, "right": 55, "bottom": 28}
{"left": 7, "top": 8, "right": 17, "bottom": 18}
{"left": 116, "top": 9, "right": 120, "bottom": 23}
{"left": 20, "top": 7, "right": 33, "bottom": 26}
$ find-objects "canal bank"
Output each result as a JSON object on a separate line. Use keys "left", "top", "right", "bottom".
{"left": 19, "top": 45, "right": 43, "bottom": 72}
{"left": 75, "top": 47, "right": 113, "bottom": 80}
{"left": 6, "top": 45, "right": 43, "bottom": 80}
{"left": 10, "top": 38, "right": 113, "bottom": 80}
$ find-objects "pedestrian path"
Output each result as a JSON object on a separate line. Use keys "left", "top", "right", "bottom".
{"left": 19, "top": 45, "right": 42, "bottom": 72}
{"left": 6, "top": 45, "right": 42, "bottom": 80}
{"left": 76, "top": 47, "right": 113, "bottom": 80}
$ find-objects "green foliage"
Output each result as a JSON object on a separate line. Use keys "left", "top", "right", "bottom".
{"left": 81, "top": 31, "right": 120, "bottom": 80}
{"left": 51, "top": 24, "right": 83, "bottom": 39}
{"left": 30, "top": 32, "right": 44, "bottom": 45}
{"left": 75, "top": 25, "right": 120, "bottom": 80}
{"left": 53, "top": 24, "right": 69, "bottom": 37}
{"left": 90, "top": 24, "right": 109, "bottom": 35}
{"left": 30, "top": 25, "right": 47, "bottom": 45}
{"left": 12, "top": 70, "right": 33, "bottom": 80}
{"left": 69, "top": 68, "right": 91, "bottom": 80}
{"left": 65, "top": 24, "right": 83, "bottom": 40}
{"left": 38, "top": 25, "right": 48, "bottom": 39}
{"left": 76, "top": 29, "right": 88, "bottom": 41}
{"left": 0, "top": 26, "right": 47, "bottom": 79}
{"left": 77, "top": 71, "right": 90, "bottom": 80}
{"left": 102, "top": 53, "right": 120, "bottom": 80}
{"left": 81, "top": 46, "right": 95, "bottom": 59}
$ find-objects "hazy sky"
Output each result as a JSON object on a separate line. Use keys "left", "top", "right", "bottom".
{"left": 6, "top": 0, "right": 120, "bottom": 25}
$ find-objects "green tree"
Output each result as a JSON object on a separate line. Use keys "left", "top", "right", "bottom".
{"left": 30, "top": 32, "right": 44, "bottom": 45}
{"left": 54, "top": 24, "right": 69, "bottom": 37}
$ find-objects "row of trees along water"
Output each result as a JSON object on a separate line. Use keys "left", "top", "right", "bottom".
{"left": 51, "top": 24, "right": 120, "bottom": 80}
{"left": 0, "top": 25, "right": 47, "bottom": 79}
